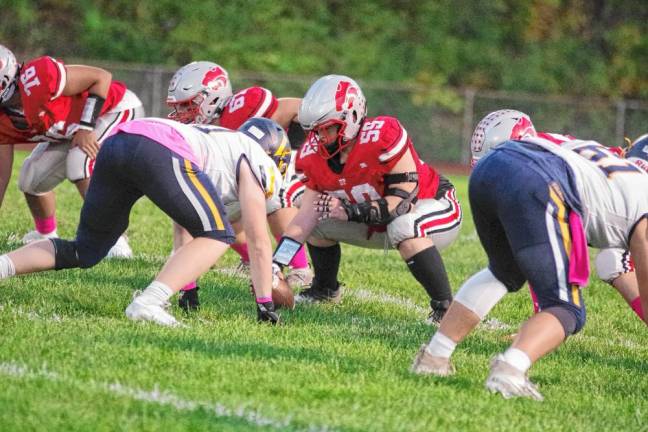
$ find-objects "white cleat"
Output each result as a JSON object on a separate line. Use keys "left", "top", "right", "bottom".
{"left": 21, "top": 230, "right": 58, "bottom": 244}
{"left": 286, "top": 267, "right": 314, "bottom": 289}
{"left": 106, "top": 235, "right": 133, "bottom": 259}
{"left": 485, "top": 354, "right": 544, "bottom": 401}
{"left": 410, "top": 345, "right": 456, "bottom": 376}
{"left": 125, "top": 295, "right": 180, "bottom": 327}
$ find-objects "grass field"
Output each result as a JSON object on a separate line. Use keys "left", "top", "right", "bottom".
{"left": 0, "top": 152, "right": 647, "bottom": 432}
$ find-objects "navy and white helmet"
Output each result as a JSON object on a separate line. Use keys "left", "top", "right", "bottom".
{"left": 626, "top": 133, "right": 648, "bottom": 173}
{"left": 0, "top": 44, "right": 19, "bottom": 104}
{"left": 239, "top": 117, "right": 291, "bottom": 176}
{"left": 470, "top": 109, "right": 536, "bottom": 167}
{"left": 167, "top": 61, "right": 233, "bottom": 124}
{"left": 298, "top": 74, "right": 367, "bottom": 159}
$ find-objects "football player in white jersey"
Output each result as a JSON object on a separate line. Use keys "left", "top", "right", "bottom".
{"left": 412, "top": 130, "right": 648, "bottom": 400}
{"left": 166, "top": 61, "right": 312, "bottom": 310}
{"left": 0, "top": 117, "right": 285, "bottom": 326}
{"left": 470, "top": 109, "right": 643, "bottom": 321}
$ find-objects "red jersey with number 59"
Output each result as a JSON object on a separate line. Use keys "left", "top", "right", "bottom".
{"left": 17, "top": 56, "right": 126, "bottom": 141}
{"left": 295, "top": 116, "right": 440, "bottom": 203}
{"left": 219, "top": 86, "right": 278, "bottom": 130}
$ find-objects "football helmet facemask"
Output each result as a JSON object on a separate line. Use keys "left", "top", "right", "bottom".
{"left": 0, "top": 44, "right": 19, "bottom": 105}
{"left": 298, "top": 74, "right": 367, "bottom": 159}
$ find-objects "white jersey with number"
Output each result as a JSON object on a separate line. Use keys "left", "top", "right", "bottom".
{"left": 111, "top": 117, "right": 282, "bottom": 207}
{"left": 523, "top": 136, "right": 648, "bottom": 249}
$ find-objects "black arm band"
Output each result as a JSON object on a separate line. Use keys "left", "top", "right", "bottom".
{"left": 273, "top": 236, "right": 303, "bottom": 267}
{"left": 384, "top": 171, "right": 418, "bottom": 186}
{"left": 79, "top": 94, "right": 106, "bottom": 129}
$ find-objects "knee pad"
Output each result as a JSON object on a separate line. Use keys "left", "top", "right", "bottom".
{"left": 386, "top": 213, "right": 415, "bottom": 247}
{"left": 454, "top": 268, "right": 509, "bottom": 319}
{"left": 52, "top": 238, "right": 104, "bottom": 270}
{"left": 595, "top": 248, "right": 631, "bottom": 284}
{"left": 19, "top": 143, "right": 67, "bottom": 194}
{"left": 66, "top": 146, "right": 91, "bottom": 182}
{"left": 51, "top": 238, "right": 80, "bottom": 270}
{"left": 544, "top": 305, "right": 586, "bottom": 336}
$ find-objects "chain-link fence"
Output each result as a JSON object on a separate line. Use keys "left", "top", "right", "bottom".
{"left": 105, "top": 62, "right": 648, "bottom": 166}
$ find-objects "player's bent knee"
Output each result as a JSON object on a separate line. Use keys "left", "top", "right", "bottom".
{"left": 51, "top": 238, "right": 81, "bottom": 270}
{"left": 543, "top": 305, "right": 586, "bottom": 336}
{"left": 66, "top": 147, "right": 90, "bottom": 182}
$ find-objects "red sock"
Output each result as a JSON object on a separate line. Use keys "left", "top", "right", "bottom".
{"left": 231, "top": 243, "right": 250, "bottom": 263}
{"left": 630, "top": 297, "right": 644, "bottom": 320}
{"left": 34, "top": 215, "right": 57, "bottom": 235}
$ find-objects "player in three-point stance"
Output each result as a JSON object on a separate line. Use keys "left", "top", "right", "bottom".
{"left": 166, "top": 61, "right": 312, "bottom": 310}
{"left": 0, "top": 117, "right": 287, "bottom": 326}
{"left": 271, "top": 75, "right": 462, "bottom": 323}
{"left": 470, "top": 109, "right": 644, "bottom": 321}
{"left": 0, "top": 44, "right": 144, "bottom": 257}
{"left": 412, "top": 131, "right": 648, "bottom": 400}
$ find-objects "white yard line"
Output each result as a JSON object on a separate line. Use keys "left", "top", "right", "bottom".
{"left": 0, "top": 361, "right": 336, "bottom": 432}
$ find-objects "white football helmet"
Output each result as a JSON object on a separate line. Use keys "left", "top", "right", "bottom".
{"left": 470, "top": 109, "right": 536, "bottom": 167}
{"left": 167, "top": 61, "right": 233, "bottom": 124}
{"left": 0, "top": 44, "right": 19, "bottom": 104}
{"left": 298, "top": 74, "right": 367, "bottom": 159}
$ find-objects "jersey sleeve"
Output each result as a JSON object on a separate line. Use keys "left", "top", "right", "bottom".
{"left": 373, "top": 116, "right": 410, "bottom": 167}
{"left": 220, "top": 86, "right": 278, "bottom": 130}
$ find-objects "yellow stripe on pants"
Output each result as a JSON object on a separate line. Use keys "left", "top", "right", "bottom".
{"left": 184, "top": 160, "right": 225, "bottom": 231}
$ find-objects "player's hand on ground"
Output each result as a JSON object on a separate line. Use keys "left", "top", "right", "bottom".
{"left": 316, "top": 193, "right": 348, "bottom": 221}
{"left": 72, "top": 129, "right": 100, "bottom": 159}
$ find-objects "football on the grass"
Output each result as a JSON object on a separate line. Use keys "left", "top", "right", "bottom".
{"left": 272, "top": 277, "right": 295, "bottom": 310}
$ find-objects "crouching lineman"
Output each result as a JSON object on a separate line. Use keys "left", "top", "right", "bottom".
{"left": 0, "top": 117, "right": 286, "bottom": 326}
{"left": 0, "top": 44, "right": 144, "bottom": 257}
{"left": 471, "top": 109, "right": 643, "bottom": 321}
{"left": 271, "top": 75, "right": 462, "bottom": 323}
{"left": 166, "top": 61, "right": 311, "bottom": 310}
{"left": 412, "top": 133, "right": 648, "bottom": 400}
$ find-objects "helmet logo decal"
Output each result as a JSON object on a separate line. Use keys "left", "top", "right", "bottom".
{"left": 510, "top": 117, "right": 535, "bottom": 140}
{"left": 335, "top": 80, "right": 358, "bottom": 111}
{"left": 201, "top": 66, "right": 228, "bottom": 91}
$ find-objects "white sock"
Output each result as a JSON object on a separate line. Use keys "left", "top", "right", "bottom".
{"left": 425, "top": 331, "right": 457, "bottom": 358}
{"left": 0, "top": 255, "right": 16, "bottom": 279}
{"left": 502, "top": 347, "right": 532, "bottom": 373}
{"left": 139, "top": 281, "right": 173, "bottom": 304}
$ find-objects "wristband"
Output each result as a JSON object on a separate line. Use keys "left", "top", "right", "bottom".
{"left": 273, "top": 236, "right": 302, "bottom": 267}
{"left": 80, "top": 94, "right": 106, "bottom": 129}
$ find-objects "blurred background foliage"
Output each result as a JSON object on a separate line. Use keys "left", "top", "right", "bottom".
{"left": 2, "top": 0, "right": 646, "bottom": 100}
{"left": 1, "top": 0, "right": 646, "bottom": 163}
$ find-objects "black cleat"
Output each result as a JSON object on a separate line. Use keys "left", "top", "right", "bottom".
{"left": 295, "top": 282, "right": 342, "bottom": 304}
{"left": 427, "top": 299, "right": 451, "bottom": 325}
{"left": 178, "top": 286, "right": 200, "bottom": 312}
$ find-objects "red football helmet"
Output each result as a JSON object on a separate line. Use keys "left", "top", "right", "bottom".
{"left": 167, "top": 61, "right": 233, "bottom": 124}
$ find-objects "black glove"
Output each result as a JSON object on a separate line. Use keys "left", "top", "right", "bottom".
{"left": 257, "top": 301, "right": 280, "bottom": 324}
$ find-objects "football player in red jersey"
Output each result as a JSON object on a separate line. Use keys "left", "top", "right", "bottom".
{"left": 271, "top": 75, "right": 462, "bottom": 323}
{"left": 470, "top": 109, "right": 643, "bottom": 321}
{"left": 166, "top": 61, "right": 312, "bottom": 310}
{"left": 0, "top": 44, "right": 144, "bottom": 257}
